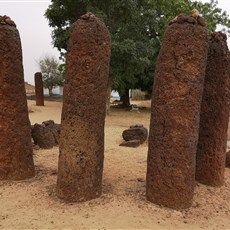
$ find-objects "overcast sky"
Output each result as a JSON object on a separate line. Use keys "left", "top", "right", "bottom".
{"left": 0, "top": 0, "right": 59, "bottom": 85}
{"left": 0, "top": 0, "right": 230, "bottom": 85}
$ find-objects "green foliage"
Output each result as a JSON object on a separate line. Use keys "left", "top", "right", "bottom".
{"left": 38, "top": 55, "right": 64, "bottom": 96}
{"left": 45, "top": 0, "right": 230, "bottom": 99}
{"left": 191, "top": 0, "right": 230, "bottom": 33}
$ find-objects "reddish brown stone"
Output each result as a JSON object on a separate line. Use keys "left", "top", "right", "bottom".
{"left": 120, "top": 139, "right": 141, "bottom": 148}
{"left": 31, "top": 120, "right": 60, "bottom": 149}
{"left": 57, "top": 12, "right": 111, "bottom": 202}
{"left": 170, "top": 10, "right": 207, "bottom": 28}
{"left": 0, "top": 15, "right": 16, "bottom": 27}
{"left": 34, "top": 72, "right": 44, "bottom": 106}
{"left": 226, "top": 150, "right": 230, "bottom": 168}
{"left": 42, "top": 120, "right": 60, "bottom": 145}
{"left": 122, "top": 126, "right": 148, "bottom": 144}
{"left": 146, "top": 22, "right": 209, "bottom": 209}
{"left": 196, "top": 32, "right": 230, "bottom": 186}
{"left": 197, "top": 16, "right": 206, "bottom": 27}
{"left": 0, "top": 20, "right": 35, "bottom": 180}
{"left": 187, "top": 16, "right": 197, "bottom": 24}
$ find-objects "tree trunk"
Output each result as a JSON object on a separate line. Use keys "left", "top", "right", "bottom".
{"left": 120, "top": 88, "right": 130, "bottom": 107}
{"left": 106, "top": 78, "right": 111, "bottom": 116}
{"left": 48, "top": 87, "right": 53, "bottom": 96}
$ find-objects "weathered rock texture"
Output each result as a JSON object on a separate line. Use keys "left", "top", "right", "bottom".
{"left": 34, "top": 72, "right": 44, "bottom": 106}
{"left": 120, "top": 124, "right": 148, "bottom": 147}
{"left": 226, "top": 150, "right": 230, "bottom": 168}
{"left": 57, "top": 13, "right": 111, "bottom": 202}
{"left": 0, "top": 15, "right": 16, "bottom": 27}
{"left": 0, "top": 17, "right": 35, "bottom": 180}
{"left": 120, "top": 139, "right": 141, "bottom": 148}
{"left": 196, "top": 32, "right": 230, "bottom": 186}
{"left": 170, "top": 13, "right": 206, "bottom": 27}
{"left": 122, "top": 125, "right": 148, "bottom": 144}
{"left": 31, "top": 120, "right": 60, "bottom": 149}
{"left": 146, "top": 20, "right": 209, "bottom": 209}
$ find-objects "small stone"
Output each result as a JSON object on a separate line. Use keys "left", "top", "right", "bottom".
{"left": 5, "top": 18, "right": 16, "bottom": 27}
{"left": 166, "top": 213, "right": 171, "bottom": 218}
{"left": 31, "top": 123, "right": 56, "bottom": 149}
{"left": 130, "top": 124, "right": 143, "bottom": 128}
{"left": 137, "top": 178, "right": 145, "bottom": 182}
{"left": 80, "top": 12, "right": 95, "bottom": 20}
{"left": 187, "top": 16, "right": 197, "bottom": 24}
{"left": 31, "top": 120, "right": 60, "bottom": 149}
{"left": 122, "top": 126, "right": 148, "bottom": 144}
{"left": 176, "top": 15, "right": 187, "bottom": 24}
{"left": 197, "top": 16, "right": 206, "bottom": 26}
{"left": 169, "top": 16, "right": 178, "bottom": 25}
{"left": 120, "top": 139, "right": 141, "bottom": 148}
{"left": 191, "top": 9, "right": 200, "bottom": 18}
{"left": 42, "top": 120, "right": 61, "bottom": 144}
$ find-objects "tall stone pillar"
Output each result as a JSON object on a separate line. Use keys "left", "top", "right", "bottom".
{"left": 0, "top": 16, "right": 35, "bottom": 180}
{"left": 146, "top": 15, "right": 209, "bottom": 209}
{"left": 196, "top": 32, "right": 230, "bottom": 186}
{"left": 57, "top": 13, "right": 111, "bottom": 202}
{"left": 34, "top": 72, "right": 44, "bottom": 106}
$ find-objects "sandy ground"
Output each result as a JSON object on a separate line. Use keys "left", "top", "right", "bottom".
{"left": 1, "top": 99, "right": 230, "bottom": 229}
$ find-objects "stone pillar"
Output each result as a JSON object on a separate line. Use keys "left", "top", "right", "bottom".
{"left": 0, "top": 16, "right": 35, "bottom": 180}
{"left": 57, "top": 12, "right": 111, "bottom": 202}
{"left": 196, "top": 32, "right": 230, "bottom": 186}
{"left": 146, "top": 15, "right": 209, "bottom": 209}
{"left": 34, "top": 72, "right": 44, "bottom": 106}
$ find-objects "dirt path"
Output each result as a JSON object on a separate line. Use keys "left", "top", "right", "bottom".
{"left": 0, "top": 100, "right": 230, "bottom": 229}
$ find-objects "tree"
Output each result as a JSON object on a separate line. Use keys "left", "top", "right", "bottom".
{"left": 38, "top": 55, "right": 64, "bottom": 96}
{"left": 45, "top": 0, "right": 230, "bottom": 105}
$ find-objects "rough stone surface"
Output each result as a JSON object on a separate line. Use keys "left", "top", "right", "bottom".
{"left": 226, "top": 151, "right": 230, "bottom": 168}
{"left": 122, "top": 126, "right": 148, "bottom": 144}
{"left": 42, "top": 120, "right": 60, "bottom": 145}
{"left": 170, "top": 10, "right": 206, "bottom": 27}
{"left": 146, "top": 22, "right": 209, "bottom": 209}
{"left": 196, "top": 32, "right": 230, "bottom": 186}
{"left": 31, "top": 120, "right": 60, "bottom": 149}
{"left": 0, "top": 21, "right": 35, "bottom": 180}
{"left": 34, "top": 72, "right": 44, "bottom": 106}
{"left": 120, "top": 139, "right": 141, "bottom": 148}
{"left": 0, "top": 15, "right": 16, "bottom": 27}
{"left": 57, "top": 12, "right": 111, "bottom": 202}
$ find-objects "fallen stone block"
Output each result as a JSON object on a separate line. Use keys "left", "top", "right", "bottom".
{"left": 122, "top": 125, "right": 148, "bottom": 144}
{"left": 120, "top": 139, "right": 141, "bottom": 148}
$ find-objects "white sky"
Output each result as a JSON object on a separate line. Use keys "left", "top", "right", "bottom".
{"left": 0, "top": 0, "right": 59, "bottom": 85}
{"left": 0, "top": 0, "right": 230, "bottom": 85}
